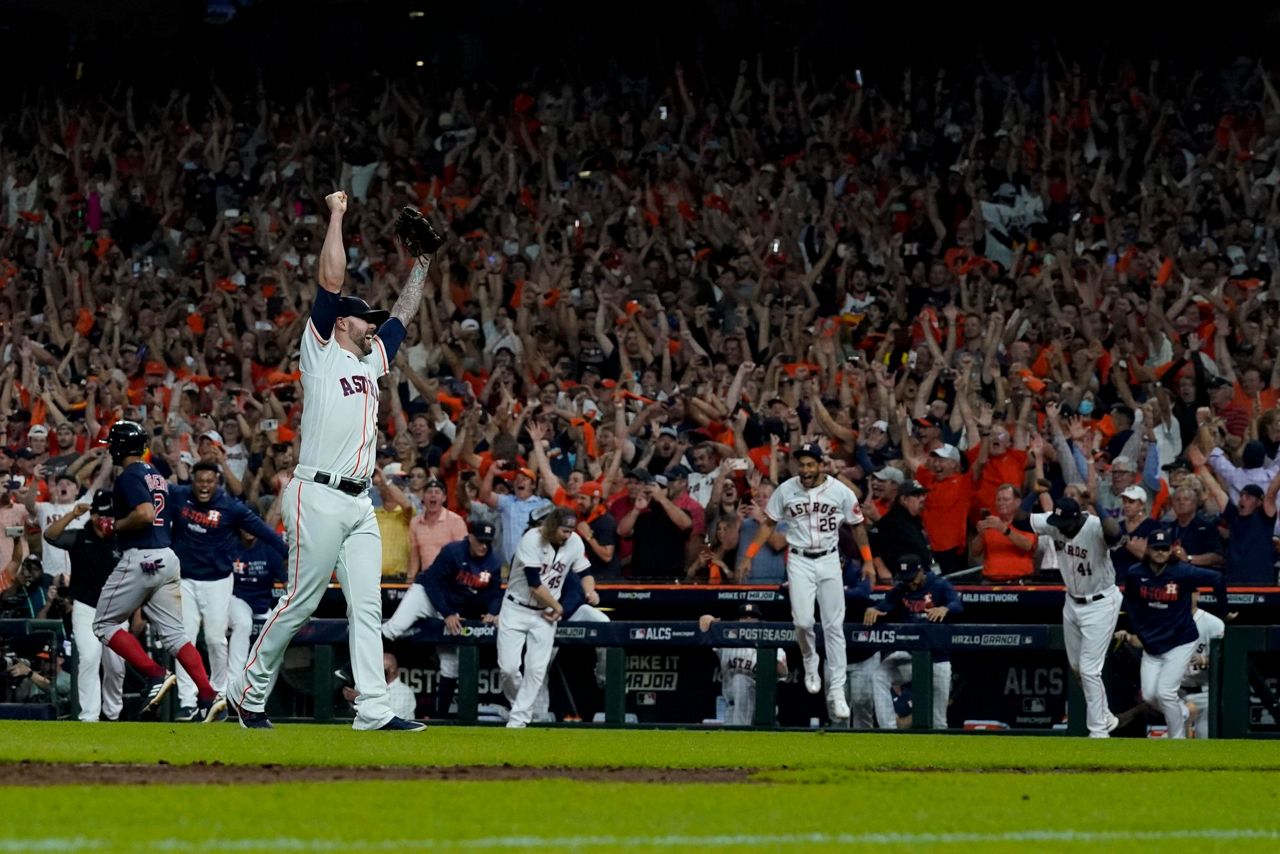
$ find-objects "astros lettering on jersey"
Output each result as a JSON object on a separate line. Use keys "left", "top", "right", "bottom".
{"left": 766, "top": 477, "right": 864, "bottom": 547}
{"left": 298, "top": 307, "right": 389, "bottom": 480}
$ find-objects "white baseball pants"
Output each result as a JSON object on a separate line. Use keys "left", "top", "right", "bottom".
{"left": 1141, "top": 640, "right": 1196, "bottom": 739}
{"left": 176, "top": 575, "right": 233, "bottom": 709}
{"left": 497, "top": 597, "right": 556, "bottom": 727}
{"left": 72, "top": 600, "right": 125, "bottom": 722}
{"left": 878, "top": 650, "right": 951, "bottom": 729}
{"left": 229, "top": 479, "right": 393, "bottom": 730}
{"left": 1063, "top": 586, "right": 1122, "bottom": 737}
{"left": 382, "top": 583, "right": 459, "bottom": 678}
{"left": 532, "top": 603, "right": 611, "bottom": 720}
{"left": 846, "top": 653, "right": 894, "bottom": 729}
{"left": 93, "top": 547, "right": 186, "bottom": 651}
{"left": 227, "top": 596, "right": 279, "bottom": 700}
{"left": 1181, "top": 688, "right": 1210, "bottom": 739}
{"left": 723, "top": 673, "right": 756, "bottom": 726}
{"left": 787, "top": 552, "right": 846, "bottom": 698}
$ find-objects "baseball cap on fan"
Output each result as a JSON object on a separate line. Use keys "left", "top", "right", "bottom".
{"left": 336, "top": 296, "right": 389, "bottom": 329}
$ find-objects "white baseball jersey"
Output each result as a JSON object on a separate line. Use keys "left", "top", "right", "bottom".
{"left": 716, "top": 646, "right": 786, "bottom": 680}
{"left": 1029, "top": 513, "right": 1116, "bottom": 598}
{"left": 686, "top": 464, "right": 723, "bottom": 509}
{"left": 36, "top": 499, "right": 87, "bottom": 576}
{"left": 505, "top": 527, "right": 591, "bottom": 607}
{"left": 1181, "top": 609, "right": 1226, "bottom": 691}
{"left": 298, "top": 314, "right": 390, "bottom": 481}
{"left": 766, "top": 475, "right": 863, "bottom": 551}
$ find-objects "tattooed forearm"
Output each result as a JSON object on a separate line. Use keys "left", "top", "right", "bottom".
{"left": 389, "top": 258, "right": 431, "bottom": 326}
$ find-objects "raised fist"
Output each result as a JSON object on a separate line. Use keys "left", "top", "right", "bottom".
{"left": 325, "top": 191, "right": 348, "bottom": 214}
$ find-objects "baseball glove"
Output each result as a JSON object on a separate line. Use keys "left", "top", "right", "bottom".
{"left": 394, "top": 206, "right": 444, "bottom": 259}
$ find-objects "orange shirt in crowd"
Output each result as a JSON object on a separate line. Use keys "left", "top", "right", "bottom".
{"left": 968, "top": 446, "right": 1028, "bottom": 517}
{"left": 978, "top": 527, "right": 1034, "bottom": 582}
{"left": 915, "top": 465, "right": 974, "bottom": 554}
{"left": 1232, "top": 384, "right": 1279, "bottom": 414}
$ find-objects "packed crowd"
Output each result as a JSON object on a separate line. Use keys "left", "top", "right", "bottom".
{"left": 3, "top": 50, "right": 1280, "bottom": 659}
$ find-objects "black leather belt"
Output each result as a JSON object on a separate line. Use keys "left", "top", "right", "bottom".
{"left": 789, "top": 546, "right": 837, "bottom": 559}
{"left": 312, "top": 471, "right": 370, "bottom": 496}
{"left": 1071, "top": 593, "right": 1107, "bottom": 605}
{"left": 506, "top": 594, "right": 543, "bottom": 611}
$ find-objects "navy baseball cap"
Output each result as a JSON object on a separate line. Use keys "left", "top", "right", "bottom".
{"left": 1148, "top": 528, "right": 1173, "bottom": 550}
{"left": 90, "top": 490, "right": 113, "bottom": 515}
{"left": 470, "top": 521, "right": 496, "bottom": 543}
{"left": 738, "top": 603, "right": 763, "bottom": 618}
{"left": 899, "top": 479, "right": 928, "bottom": 497}
{"left": 336, "top": 296, "right": 389, "bottom": 328}
{"left": 793, "top": 442, "right": 824, "bottom": 462}
{"left": 625, "top": 468, "right": 654, "bottom": 484}
{"left": 1047, "top": 497, "right": 1083, "bottom": 529}
{"left": 664, "top": 465, "right": 692, "bottom": 481}
{"left": 895, "top": 554, "right": 927, "bottom": 580}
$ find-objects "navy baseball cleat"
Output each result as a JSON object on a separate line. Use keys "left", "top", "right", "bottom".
{"left": 141, "top": 672, "right": 177, "bottom": 715}
{"left": 379, "top": 716, "right": 427, "bottom": 731}
{"left": 228, "top": 696, "right": 273, "bottom": 729}
{"left": 194, "top": 694, "right": 228, "bottom": 724}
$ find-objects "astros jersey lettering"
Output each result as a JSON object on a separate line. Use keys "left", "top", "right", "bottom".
{"left": 1029, "top": 513, "right": 1116, "bottom": 598}
{"left": 298, "top": 288, "right": 399, "bottom": 480}
{"left": 766, "top": 476, "right": 863, "bottom": 549}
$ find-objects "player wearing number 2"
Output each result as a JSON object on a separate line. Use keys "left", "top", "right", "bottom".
{"left": 91, "top": 421, "right": 226, "bottom": 722}
{"left": 740, "top": 442, "right": 874, "bottom": 723}
{"left": 1017, "top": 496, "right": 1124, "bottom": 737}
{"left": 498, "top": 506, "right": 591, "bottom": 728}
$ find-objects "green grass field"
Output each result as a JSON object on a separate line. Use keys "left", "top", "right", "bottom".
{"left": 3, "top": 722, "right": 1280, "bottom": 853}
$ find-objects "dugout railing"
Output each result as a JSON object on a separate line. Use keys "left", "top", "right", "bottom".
{"left": 285, "top": 619, "right": 1098, "bottom": 733}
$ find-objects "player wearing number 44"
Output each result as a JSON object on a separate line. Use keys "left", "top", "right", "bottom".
{"left": 1015, "top": 496, "right": 1124, "bottom": 738}
{"left": 739, "top": 442, "right": 874, "bottom": 724}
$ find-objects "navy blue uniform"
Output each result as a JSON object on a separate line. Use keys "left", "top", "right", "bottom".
{"left": 232, "top": 539, "right": 290, "bottom": 615}
{"left": 113, "top": 461, "right": 172, "bottom": 550}
{"left": 1123, "top": 562, "right": 1227, "bottom": 655}
{"left": 872, "top": 573, "right": 965, "bottom": 662}
{"left": 418, "top": 540, "right": 502, "bottom": 619}
{"left": 170, "top": 486, "right": 287, "bottom": 581}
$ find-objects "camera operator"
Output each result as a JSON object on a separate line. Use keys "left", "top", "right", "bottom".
{"left": 6, "top": 644, "right": 70, "bottom": 705}
{"left": 0, "top": 555, "right": 58, "bottom": 620}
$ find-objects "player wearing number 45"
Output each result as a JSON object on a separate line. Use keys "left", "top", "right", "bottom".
{"left": 1113, "top": 528, "right": 1231, "bottom": 739}
{"left": 739, "top": 442, "right": 874, "bottom": 724}
{"left": 498, "top": 506, "right": 591, "bottom": 728}
{"left": 1015, "top": 496, "right": 1124, "bottom": 738}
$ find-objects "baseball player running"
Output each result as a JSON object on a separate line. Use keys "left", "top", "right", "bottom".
{"left": 172, "top": 462, "right": 286, "bottom": 720}
{"left": 382, "top": 521, "right": 502, "bottom": 718}
{"left": 92, "top": 421, "right": 225, "bottom": 722}
{"left": 1016, "top": 496, "right": 1124, "bottom": 737}
{"left": 228, "top": 192, "right": 440, "bottom": 731}
{"left": 1115, "top": 528, "right": 1229, "bottom": 738}
{"left": 739, "top": 442, "right": 874, "bottom": 723}
{"left": 498, "top": 506, "right": 591, "bottom": 728}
